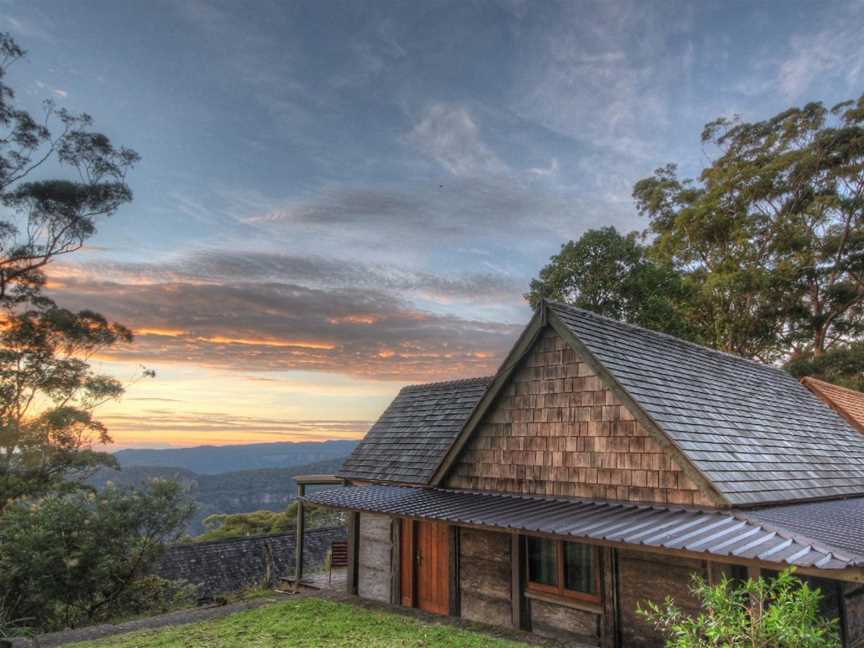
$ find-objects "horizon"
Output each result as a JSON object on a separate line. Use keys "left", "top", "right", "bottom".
{"left": 4, "top": 1, "right": 863, "bottom": 447}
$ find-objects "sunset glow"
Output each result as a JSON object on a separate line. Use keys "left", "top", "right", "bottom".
{"left": 6, "top": 1, "right": 858, "bottom": 449}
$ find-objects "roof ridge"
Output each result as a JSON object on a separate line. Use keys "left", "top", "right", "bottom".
{"left": 400, "top": 375, "right": 494, "bottom": 393}
{"left": 545, "top": 299, "right": 783, "bottom": 374}
{"left": 802, "top": 375, "right": 864, "bottom": 395}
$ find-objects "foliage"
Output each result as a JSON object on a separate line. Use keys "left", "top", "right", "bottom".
{"left": 195, "top": 501, "right": 343, "bottom": 542}
{"left": 526, "top": 226, "right": 696, "bottom": 340}
{"left": 0, "top": 33, "right": 138, "bottom": 305}
{"left": 638, "top": 569, "right": 840, "bottom": 648}
{"left": 633, "top": 95, "right": 864, "bottom": 362}
{"left": 0, "top": 480, "right": 194, "bottom": 631}
{"left": 0, "top": 31, "right": 142, "bottom": 511}
{"left": 0, "top": 306, "right": 137, "bottom": 510}
{"left": 786, "top": 342, "right": 864, "bottom": 391}
{"left": 66, "top": 597, "right": 531, "bottom": 648}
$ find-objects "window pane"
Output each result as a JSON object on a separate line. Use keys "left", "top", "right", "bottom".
{"left": 527, "top": 537, "right": 558, "bottom": 586}
{"left": 564, "top": 542, "right": 596, "bottom": 594}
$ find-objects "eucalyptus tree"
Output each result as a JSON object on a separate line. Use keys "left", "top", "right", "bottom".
{"left": 0, "top": 32, "right": 141, "bottom": 509}
{"left": 633, "top": 96, "right": 864, "bottom": 364}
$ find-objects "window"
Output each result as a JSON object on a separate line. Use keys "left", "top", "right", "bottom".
{"left": 526, "top": 537, "right": 599, "bottom": 602}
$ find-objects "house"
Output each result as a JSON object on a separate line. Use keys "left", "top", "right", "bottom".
{"left": 303, "top": 301, "right": 864, "bottom": 647}
{"left": 803, "top": 376, "right": 864, "bottom": 435}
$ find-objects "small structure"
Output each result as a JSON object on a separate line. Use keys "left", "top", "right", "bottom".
{"left": 302, "top": 301, "right": 864, "bottom": 646}
{"left": 803, "top": 376, "right": 864, "bottom": 434}
{"left": 291, "top": 473, "right": 346, "bottom": 590}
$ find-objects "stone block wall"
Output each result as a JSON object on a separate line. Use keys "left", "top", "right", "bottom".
{"left": 157, "top": 526, "right": 346, "bottom": 597}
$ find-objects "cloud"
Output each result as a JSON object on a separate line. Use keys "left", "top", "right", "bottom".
{"left": 775, "top": 5, "right": 864, "bottom": 101}
{"left": 55, "top": 250, "right": 524, "bottom": 305}
{"left": 100, "top": 410, "right": 371, "bottom": 442}
{"left": 510, "top": 3, "right": 693, "bottom": 159}
{"left": 528, "top": 158, "right": 559, "bottom": 177}
{"left": 49, "top": 274, "right": 521, "bottom": 382}
{"left": 406, "top": 103, "right": 510, "bottom": 177}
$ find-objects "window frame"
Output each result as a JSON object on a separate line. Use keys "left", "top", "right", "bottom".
{"left": 525, "top": 536, "right": 601, "bottom": 604}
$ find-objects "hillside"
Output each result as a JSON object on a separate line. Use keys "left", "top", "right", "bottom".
{"left": 90, "top": 457, "right": 348, "bottom": 535}
{"left": 113, "top": 440, "right": 358, "bottom": 474}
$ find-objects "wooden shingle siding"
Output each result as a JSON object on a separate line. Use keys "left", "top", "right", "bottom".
{"left": 357, "top": 513, "right": 393, "bottom": 603}
{"left": 446, "top": 329, "right": 716, "bottom": 507}
{"left": 459, "top": 528, "right": 513, "bottom": 627}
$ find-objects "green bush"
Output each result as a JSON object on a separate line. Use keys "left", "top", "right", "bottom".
{"left": 0, "top": 480, "right": 194, "bottom": 631}
{"left": 196, "top": 501, "right": 343, "bottom": 542}
{"left": 638, "top": 568, "right": 841, "bottom": 647}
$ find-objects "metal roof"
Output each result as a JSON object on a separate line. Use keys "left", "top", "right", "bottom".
{"left": 548, "top": 302, "right": 864, "bottom": 506}
{"left": 304, "top": 485, "right": 862, "bottom": 571}
{"left": 338, "top": 377, "right": 492, "bottom": 485}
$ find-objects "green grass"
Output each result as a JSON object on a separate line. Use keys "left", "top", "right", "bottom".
{"left": 68, "top": 597, "right": 531, "bottom": 647}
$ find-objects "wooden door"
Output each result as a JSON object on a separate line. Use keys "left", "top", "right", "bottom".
{"left": 415, "top": 520, "right": 450, "bottom": 614}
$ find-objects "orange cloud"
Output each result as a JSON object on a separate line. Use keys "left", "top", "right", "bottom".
{"left": 136, "top": 327, "right": 187, "bottom": 337}
{"left": 196, "top": 336, "right": 336, "bottom": 350}
{"left": 328, "top": 314, "right": 380, "bottom": 325}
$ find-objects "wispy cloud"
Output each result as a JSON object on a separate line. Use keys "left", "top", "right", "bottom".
{"left": 775, "top": 3, "right": 864, "bottom": 100}
{"left": 50, "top": 272, "right": 520, "bottom": 381}
{"left": 100, "top": 410, "right": 371, "bottom": 444}
{"left": 406, "top": 103, "right": 510, "bottom": 177}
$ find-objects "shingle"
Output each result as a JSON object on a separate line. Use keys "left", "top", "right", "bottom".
{"left": 337, "top": 376, "right": 492, "bottom": 485}
{"left": 548, "top": 301, "right": 864, "bottom": 506}
{"left": 743, "top": 497, "right": 864, "bottom": 557}
{"left": 802, "top": 377, "right": 864, "bottom": 435}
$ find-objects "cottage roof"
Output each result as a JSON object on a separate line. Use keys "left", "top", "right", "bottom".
{"left": 546, "top": 302, "right": 864, "bottom": 506}
{"left": 340, "top": 301, "right": 864, "bottom": 505}
{"left": 337, "top": 376, "right": 492, "bottom": 485}
{"left": 304, "top": 485, "right": 863, "bottom": 572}
{"left": 801, "top": 376, "right": 864, "bottom": 434}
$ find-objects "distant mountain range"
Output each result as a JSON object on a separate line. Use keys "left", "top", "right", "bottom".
{"left": 94, "top": 440, "right": 358, "bottom": 534}
{"left": 113, "top": 439, "right": 358, "bottom": 474}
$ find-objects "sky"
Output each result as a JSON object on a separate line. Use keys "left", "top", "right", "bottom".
{"left": 2, "top": 0, "right": 863, "bottom": 448}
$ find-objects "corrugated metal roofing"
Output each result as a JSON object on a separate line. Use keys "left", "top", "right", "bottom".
{"left": 304, "top": 485, "right": 861, "bottom": 571}
{"left": 548, "top": 302, "right": 864, "bottom": 506}
{"left": 338, "top": 377, "right": 492, "bottom": 485}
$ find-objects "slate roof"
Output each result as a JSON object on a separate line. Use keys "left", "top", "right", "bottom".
{"left": 305, "top": 485, "right": 862, "bottom": 571}
{"left": 744, "top": 496, "right": 864, "bottom": 558}
{"left": 337, "top": 377, "right": 493, "bottom": 485}
{"left": 548, "top": 301, "right": 864, "bottom": 506}
{"left": 802, "top": 376, "right": 864, "bottom": 434}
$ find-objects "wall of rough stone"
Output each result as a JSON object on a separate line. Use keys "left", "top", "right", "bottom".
{"left": 156, "top": 526, "right": 346, "bottom": 597}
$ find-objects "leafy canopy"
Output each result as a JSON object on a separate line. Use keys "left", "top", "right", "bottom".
{"left": 633, "top": 96, "right": 864, "bottom": 362}
{"left": 0, "top": 32, "right": 142, "bottom": 511}
{"left": 526, "top": 226, "right": 695, "bottom": 340}
{"left": 0, "top": 480, "right": 194, "bottom": 631}
{"left": 638, "top": 569, "right": 840, "bottom": 648}
{"left": 531, "top": 94, "right": 864, "bottom": 386}
{"left": 197, "top": 501, "right": 343, "bottom": 542}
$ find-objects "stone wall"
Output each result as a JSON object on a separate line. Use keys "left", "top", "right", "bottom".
{"left": 157, "top": 526, "right": 346, "bottom": 597}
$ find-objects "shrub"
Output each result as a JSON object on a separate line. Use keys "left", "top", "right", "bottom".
{"left": 637, "top": 568, "right": 841, "bottom": 647}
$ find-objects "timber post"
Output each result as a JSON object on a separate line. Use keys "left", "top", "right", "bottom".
{"left": 293, "top": 482, "right": 306, "bottom": 591}
{"left": 346, "top": 511, "right": 360, "bottom": 595}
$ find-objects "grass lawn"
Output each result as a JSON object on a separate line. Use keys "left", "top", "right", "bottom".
{"left": 68, "top": 597, "right": 532, "bottom": 647}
